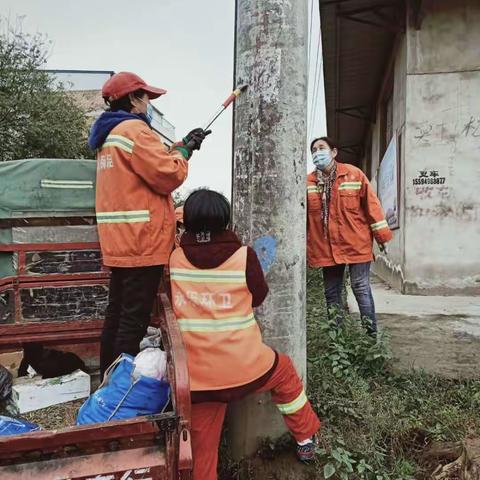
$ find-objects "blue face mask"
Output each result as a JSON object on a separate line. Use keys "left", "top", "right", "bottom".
{"left": 136, "top": 96, "right": 154, "bottom": 125}
{"left": 312, "top": 150, "right": 332, "bottom": 171}
{"left": 145, "top": 102, "right": 154, "bottom": 125}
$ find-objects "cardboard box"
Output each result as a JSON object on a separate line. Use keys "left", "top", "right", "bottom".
{"left": 12, "top": 370, "right": 90, "bottom": 414}
{"left": 0, "top": 351, "right": 24, "bottom": 378}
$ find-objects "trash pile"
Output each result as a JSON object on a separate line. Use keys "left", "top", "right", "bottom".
{"left": 0, "top": 327, "right": 170, "bottom": 436}
{"left": 0, "top": 416, "right": 41, "bottom": 436}
{"left": 0, "top": 365, "right": 12, "bottom": 403}
{"left": 23, "top": 400, "right": 84, "bottom": 430}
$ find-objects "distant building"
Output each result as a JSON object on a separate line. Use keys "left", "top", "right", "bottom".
{"left": 48, "top": 69, "right": 176, "bottom": 146}
{"left": 320, "top": 0, "right": 479, "bottom": 296}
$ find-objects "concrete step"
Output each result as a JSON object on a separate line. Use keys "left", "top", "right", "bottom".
{"left": 347, "top": 276, "right": 480, "bottom": 378}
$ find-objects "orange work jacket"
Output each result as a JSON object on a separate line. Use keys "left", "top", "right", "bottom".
{"left": 169, "top": 246, "right": 275, "bottom": 391}
{"left": 95, "top": 119, "right": 188, "bottom": 267}
{"left": 307, "top": 162, "right": 393, "bottom": 267}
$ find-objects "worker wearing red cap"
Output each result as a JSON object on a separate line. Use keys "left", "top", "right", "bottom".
{"left": 88, "top": 72, "right": 211, "bottom": 375}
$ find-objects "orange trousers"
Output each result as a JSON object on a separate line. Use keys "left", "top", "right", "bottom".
{"left": 191, "top": 354, "right": 321, "bottom": 480}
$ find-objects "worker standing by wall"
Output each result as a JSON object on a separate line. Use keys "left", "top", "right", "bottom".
{"left": 307, "top": 137, "right": 392, "bottom": 334}
{"left": 88, "top": 71, "right": 210, "bottom": 376}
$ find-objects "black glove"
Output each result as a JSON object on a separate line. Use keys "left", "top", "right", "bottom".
{"left": 378, "top": 243, "right": 388, "bottom": 255}
{"left": 183, "top": 128, "right": 212, "bottom": 152}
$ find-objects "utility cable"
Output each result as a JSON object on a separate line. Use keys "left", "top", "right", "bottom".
{"left": 309, "top": 30, "right": 321, "bottom": 142}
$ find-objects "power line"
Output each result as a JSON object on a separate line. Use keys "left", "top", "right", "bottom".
{"left": 311, "top": 39, "right": 322, "bottom": 140}
{"left": 307, "top": 0, "right": 314, "bottom": 64}
{"left": 308, "top": 28, "right": 321, "bottom": 142}
{"left": 307, "top": 0, "right": 314, "bottom": 144}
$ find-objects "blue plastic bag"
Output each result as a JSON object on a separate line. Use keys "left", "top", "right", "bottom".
{"left": 0, "top": 416, "right": 41, "bottom": 436}
{"left": 77, "top": 354, "right": 170, "bottom": 425}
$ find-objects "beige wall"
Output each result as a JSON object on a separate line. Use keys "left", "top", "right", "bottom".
{"left": 370, "top": 36, "right": 408, "bottom": 292}
{"left": 403, "top": 0, "right": 480, "bottom": 294}
{"left": 370, "top": 0, "right": 480, "bottom": 294}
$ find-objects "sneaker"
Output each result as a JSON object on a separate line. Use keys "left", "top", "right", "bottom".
{"left": 296, "top": 439, "right": 316, "bottom": 462}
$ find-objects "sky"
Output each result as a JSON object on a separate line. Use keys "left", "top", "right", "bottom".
{"left": 0, "top": 0, "right": 325, "bottom": 198}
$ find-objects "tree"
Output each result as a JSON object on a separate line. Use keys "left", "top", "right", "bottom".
{"left": 172, "top": 190, "right": 186, "bottom": 207}
{"left": 0, "top": 17, "right": 93, "bottom": 161}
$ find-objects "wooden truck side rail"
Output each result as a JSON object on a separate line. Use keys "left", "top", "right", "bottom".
{"left": 155, "top": 293, "right": 193, "bottom": 480}
{"left": 0, "top": 241, "right": 108, "bottom": 346}
{"left": 0, "top": 240, "right": 193, "bottom": 479}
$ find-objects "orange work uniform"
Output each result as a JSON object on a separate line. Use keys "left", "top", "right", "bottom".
{"left": 307, "top": 162, "right": 392, "bottom": 267}
{"left": 95, "top": 119, "right": 188, "bottom": 267}
{"left": 169, "top": 246, "right": 320, "bottom": 480}
{"left": 170, "top": 246, "right": 275, "bottom": 390}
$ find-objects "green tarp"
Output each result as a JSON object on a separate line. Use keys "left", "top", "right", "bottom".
{"left": 0, "top": 159, "right": 96, "bottom": 219}
{"left": 0, "top": 159, "right": 97, "bottom": 279}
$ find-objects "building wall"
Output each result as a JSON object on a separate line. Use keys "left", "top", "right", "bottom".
{"left": 67, "top": 90, "right": 105, "bottom": 126}
{"left": 370, "top": 36, "right": 408, "bottom": 292}
{"left": 52, "top": 71, "right": 176, "bottom": 147}
{"left": 403, "top": 0, "right": 480, "bottom": 294}
{"left": 370, "top": 0, "right": 480, "bottom": 295}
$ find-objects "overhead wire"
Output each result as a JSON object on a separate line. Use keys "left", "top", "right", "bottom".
{"left": 311, "top": 34, "right": 322, "bottom": 141}
{"left": 307, "top": 3, "right": 316, "bottom": 137}
{"left": 308, "top": 16, "right": 321, "bottom": 143}
{"left": 307, "top": 0, "right": 314, "bottom": 64}
{"left": 307, "top": 0, "right": 317, "bottom": 144}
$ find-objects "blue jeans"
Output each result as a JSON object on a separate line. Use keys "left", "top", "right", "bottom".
{"left": 322, "top": 262, "right": 376, "bottom": 333}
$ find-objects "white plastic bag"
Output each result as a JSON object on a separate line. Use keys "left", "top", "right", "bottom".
{"left": 139, "top": 327, "right": 162, "bottom": 350}
{"left": 133, "top": 348, "right": 167, "bottom": 381}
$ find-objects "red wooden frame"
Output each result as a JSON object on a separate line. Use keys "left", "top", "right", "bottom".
{"left": 0, "top": 240, "right": 193, "bottom": 479}
{"left": 0, "top": 241, "right": 109, "bottom": 344}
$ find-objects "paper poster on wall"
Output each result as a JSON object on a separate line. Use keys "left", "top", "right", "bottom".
{"left": 377, "top": 136, "right": 399, "bottom": 229}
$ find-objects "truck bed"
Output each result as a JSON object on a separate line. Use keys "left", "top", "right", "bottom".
{"left": 0, "top": 238, "right": 192, "bottom": 480}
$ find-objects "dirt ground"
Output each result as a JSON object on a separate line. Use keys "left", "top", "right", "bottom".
{"left": 220, "top": 450, "right": 320, "bottom": 480}
{"left": 218, "top": 433, "right": 480, "bottom": 480}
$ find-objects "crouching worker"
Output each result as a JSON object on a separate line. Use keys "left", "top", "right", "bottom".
{"left": 169, "top": 189, "right": 321, "bottom": 480}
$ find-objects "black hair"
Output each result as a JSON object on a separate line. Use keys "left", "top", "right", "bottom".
{"left": 104, "top": 88, "right": 145, "bottom": 112}
{"left": 310, "top": 136, "right": 338, "bottom": 153}
{"left": 183, "top": 189, "right": 230, "bottom": 234}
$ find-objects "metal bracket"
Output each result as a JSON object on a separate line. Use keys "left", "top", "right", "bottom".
{"left": 336, "top": 105, "right": 373, "bottom": 122}
{"left": 0, "top": 216, "right": 97, "bottom": 229}
{"left": 410, "top": 0, "right": 425, "bottom": 30}
{"left": 148, "top": 414, "right": 178, "bottom": 434}
{"left": 339, "top": 143, "right": 365, "bottom": 157}
{"left": 338, "top": 2, "right": 405, "bottom": 33}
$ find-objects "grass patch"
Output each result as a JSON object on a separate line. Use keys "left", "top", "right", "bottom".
{"left": 307, "top": 267, "right": 480, "bottom": 479}
{"left": 220, "top": 268, "right": 480, "bottom": 479}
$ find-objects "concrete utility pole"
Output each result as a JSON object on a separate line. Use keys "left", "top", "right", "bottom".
{"left": 229, "top": 0, "right": 309, "bottom": 459}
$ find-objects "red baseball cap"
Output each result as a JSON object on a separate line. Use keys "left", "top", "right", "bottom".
{"left": 102, "top": 72, "right": 167, "bottom": 101}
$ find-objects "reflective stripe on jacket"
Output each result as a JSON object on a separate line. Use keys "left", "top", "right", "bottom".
{"left": 169, "top": 246, "right": 275, "bottom": 391}
{"left": 95, "top": 119, "right": 188, "bottom": 267}
{"left": 307, "top": 162, "right": 393, "bottom": 267}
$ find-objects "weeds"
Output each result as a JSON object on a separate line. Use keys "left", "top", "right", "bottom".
{"left": 220, "top": 268, "right": 480, "bottom": 479}
{"left": 307, "top": 267, "right": 480, "bottom": 479}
